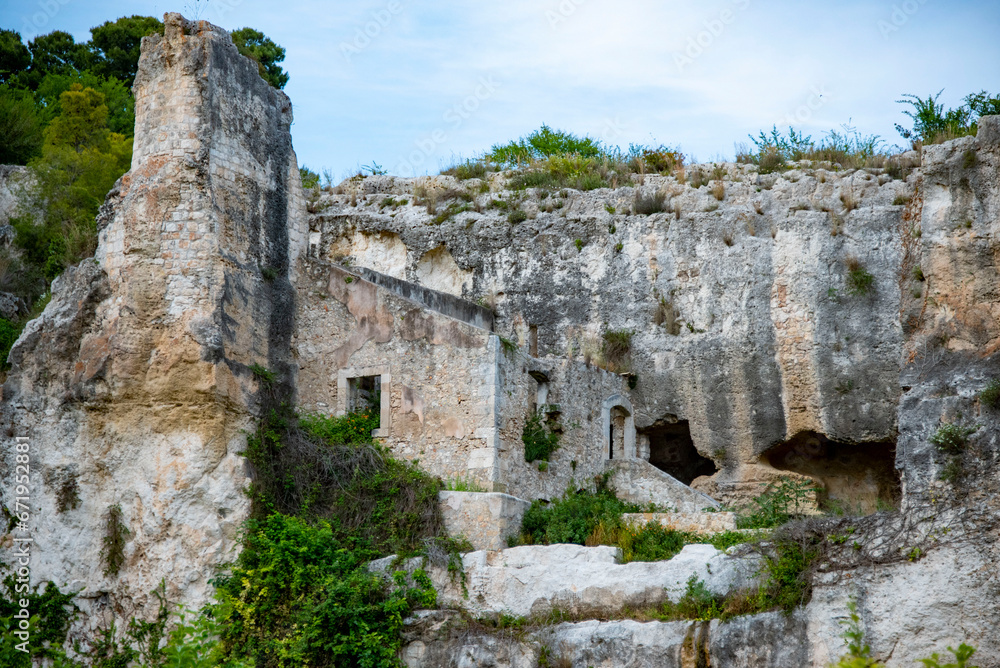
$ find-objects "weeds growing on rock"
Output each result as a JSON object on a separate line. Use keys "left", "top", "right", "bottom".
{"left": 101, "top": 503, "right": 130, "bottom": 577}
{"left": 845, "top": 256, "right": 875, "bottom": 296}
{"left": 979, "top": 379, "right": 1000, "bottom": 409}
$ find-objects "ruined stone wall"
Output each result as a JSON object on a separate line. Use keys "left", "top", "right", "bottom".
{"left": 295, "top": 262, "right": 501, "bottom": 486}
{"left": 0, "top": 12, "right": 307, "bottom": 626}
{"left": 309, "top": 162, "right": 910, "bottom": 498}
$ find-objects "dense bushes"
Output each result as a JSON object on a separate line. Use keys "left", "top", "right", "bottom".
{"left": 522, "top": 412, "right": 560, "bottom": 463}
{"left": 214, "top": 515, "right": 435, "bottom": 668}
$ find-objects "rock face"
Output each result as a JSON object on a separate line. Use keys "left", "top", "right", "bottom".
{"left": 373, "top": 543, "right": 760, "bottom": 618}
{"left": 1, "top": 7, "right": 998, "bottom": 666}
{"left": 393, "top": 120, "right": 1000, "bottom": 666}
{"left": 0, "top": 12, "right": 306, "bottom": 625}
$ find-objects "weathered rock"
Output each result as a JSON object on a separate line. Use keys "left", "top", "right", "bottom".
{"left": 0, "top": 12, "right": 306, "bottom": 629}
{"left": 374, "top": 543, "right": 760, "bottom": 618}
{"left": 623, "top": 511, "right": 738, "bottom": 534}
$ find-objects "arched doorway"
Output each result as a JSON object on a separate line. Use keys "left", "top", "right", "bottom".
{"left": 601, "top": 394, "right": 635, "bottom": 460}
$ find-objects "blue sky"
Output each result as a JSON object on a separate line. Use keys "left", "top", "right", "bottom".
{"left": 3, "top": 0, "right": 999, "bottom": 179}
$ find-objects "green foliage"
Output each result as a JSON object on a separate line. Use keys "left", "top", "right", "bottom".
{"left": 102, "top": 503, "right": 130, "bottom": 577}
{"left": 0, "top": 85, "right": 43, "bottom": 164}
{"left": 660, "top": 576, "right": 724, "bottom": 621}
{"left": 830, "top": 598, "right": 884, "bottom": 667}
{"left": 248, "top": 363, "right": 277, "bottom": 388}
{"left": 979, "top": 379, "right": 1000, "bottom": 410}
{"left": 929, "top": 422, "right": 978, "bottom": 455}
{"left": 441, "top": 159, "right": 489, "bottom": 180}
{"left": 522, "top": 411, "right": 560, "bottom": 463}
{"left": 35, "top": 71, "right": 134, "bottom": 135}
{"left": 16, "top": 31, "right": 92, "bottom": 89}
{"left": 298, "top": 409, "right": 381, "bottom": 446}
{"left": 735, "top": 477, "right": 818, "bottom": 530}
{"left": 299, "top": 166, "right": 320, "bottom": 189}
{"left": 845, "top": 257, "right": 875, "bottom": 297}
{"left": 895, "top": 89, "right": 1000, "bottom": 145}
{"left": 918, "top": 644, "right": 979, "bottom": 668}
{"left": 214, "top": 514, "right": 435, "bottom": 668}
{"left": 517, "top": 480, "right": 643, "bottom": 546}
{"left": 88, "top": 16, "right": 164, "bottom": 87}
{"left": 231, "top": 28, "right": 289, "bottom": 89}
{"left": 0, "top": 30, "right": 31, "bottom": 85}
{"left": 746, "top": 123, "right": 887, "bottom": 172}
{"left": 0, "top": 578, "right": 78, "bottom": 665}
{"left": 0, "top": 317, "right": 20, "bottom": 367}
{"left": 443, "top": 476, "right": 488, "bottom": 492}
{"left": 574, "top": 238, "right": 585, "bottom": 251}
{"left": 488, "top": 124, "right": 603, "bottom": 168}
{"left": 18, "top": 83, "right": 132, "bottom": 280}
{"left": 762, "top": 536, "right": 817, "bottom": 612}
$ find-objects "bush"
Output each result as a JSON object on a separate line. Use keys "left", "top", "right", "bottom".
{"left": 488, "top": 124, "right": 603, "bottom": 168}
{"left": 895, "top": 89, "right": 1000, "bottom": 145}
{"left": 0, "top": 317, "right": 20, "bottom": 367}
{"left": 845, "top": 256, "right": 875, "bottom": 297}
{"left": 522, "top": 411, "right": 560, "bottom": 463}
{"left": 659, "top": 576, "right": 724, "bottom": 621}
{"left": 298, "top": 166, "right": 319, "bottom": 189}
{"left": 602, "top": 329, "right": 634, "bottom": 372}
{"left": 735, "top": 477, "right": 818, "bottom": 530}
{"left": 441, "top": 159, "right": 489, "bottom": 180}
{"left": 517, "top": 481, "right": 642, "bottom": 546}
{"left": 215, "top": 514, "right": 435, "bottom": 668}
{"left": 980, "top": 379, "right": 1000, "bottom": 410}
{"left": 0, "top": 86, "right": 43, "bottom": 164}
{"left": 929, "top": 422, "right": 977, "bottom": 455}
{"left": 633, "top": 190, "right": 667, "bottom": 215}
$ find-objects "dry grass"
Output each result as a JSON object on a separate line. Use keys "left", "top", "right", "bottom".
{"left": 711, "top": 181, "right": 725, "bottom": 201}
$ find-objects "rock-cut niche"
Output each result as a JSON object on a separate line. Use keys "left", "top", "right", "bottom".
{"left": 639, "top": 420, "right": 717, "bottom": 485}
{"left": 762, "top": 431, "right": 901, "bottom": 514}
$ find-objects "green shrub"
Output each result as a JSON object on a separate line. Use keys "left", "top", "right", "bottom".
{"left": 980, "top": 379, "right": 1000, "bottom": 409}
{"left": 488, "top": 124, "right": 603, "bottom": 168}
{"left": 660, "top": 576, "right": 724, "bottom": 621}
{"left": 929, "top": 422, "right": 977, "bottom": 455}
{"left": 517, "top": 481, "right": 641, "bottom": 546}
{"left": 918, "top": 643, "right": 979, "bottom": 668}
{"left": 0, "top": 317, "right": 20, "bottom": 367}
{"left": 0, "top": 86, "right": 43, "bottom": 164}
{"left": 441, "top": 159, "right": 489, "bottom": 180}
{"left": 522, "top": 411, "right": 560, "bottom": 463}
{"left": 0, "top": 578, "right": 78, "bottom": 666}
{"left": 215, "top": 514, "right": 435, "bottom": 668}
{"left": 830, "top": 598, "right": 885, "bottom": 667}
{"left": 895, "top": 89, "right": 999, "bottom": 145}
{"left": 735, "top": 477, "right": 818, "bottom": 530}
{"left": 298, "top": 166, "right": 319, "bottom": 189}
{"left": 845, "top": 257, "right": 875, "bottom": 296}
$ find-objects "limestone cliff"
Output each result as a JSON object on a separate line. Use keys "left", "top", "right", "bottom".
{"left": 0, "top": 12, "right": 306, "bottom": 627}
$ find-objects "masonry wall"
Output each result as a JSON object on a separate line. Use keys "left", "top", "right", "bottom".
{"left": 294, "top": 263, "right": 503, "bottom": 486}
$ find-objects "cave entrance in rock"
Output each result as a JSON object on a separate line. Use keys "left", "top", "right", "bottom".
{"left": 639, "top": 420, "right": 717, "bottom": 485}
{"left": 762, "top": 431, "right": 901, "bottom": 514}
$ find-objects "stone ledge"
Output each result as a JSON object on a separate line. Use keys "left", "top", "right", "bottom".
{"left": 622, "top": 511, "right": 738, "bottom": 534}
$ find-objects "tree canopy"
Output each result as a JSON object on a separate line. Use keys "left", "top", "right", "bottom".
{"left": 231, "top": 27, "right": 289, "bottom": 89}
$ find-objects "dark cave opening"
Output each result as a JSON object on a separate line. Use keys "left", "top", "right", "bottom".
{"left": 641, "top": 420, "right": 718, "bottom": 485}
{"left": 763, "top": 431, "right": 901, "bottom": 513}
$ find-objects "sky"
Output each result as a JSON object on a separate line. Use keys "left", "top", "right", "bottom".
{"left": 3, "top": 0, "right": 999, "bottom": 180}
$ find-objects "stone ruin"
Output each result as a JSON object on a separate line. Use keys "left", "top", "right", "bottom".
{"left": 2, "top": 12, "right": 1000, "bottom": 667}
